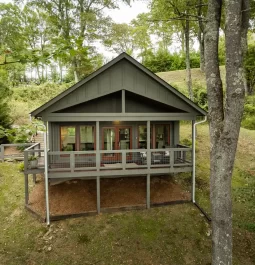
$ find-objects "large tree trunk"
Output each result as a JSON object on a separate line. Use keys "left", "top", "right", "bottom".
{"left": 204, "top": 0, "right": 250, "bottom": 264}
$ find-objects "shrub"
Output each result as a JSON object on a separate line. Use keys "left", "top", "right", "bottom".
{"left": 18, "top": 162, "right": 24, "bottom": 172}
{"left": 241, "top": 116, "right": 255, "bottom": 130}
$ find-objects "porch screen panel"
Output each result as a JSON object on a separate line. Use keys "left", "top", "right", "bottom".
{"left": 80, "top": 126, "right": 95, "bottom": 150}
{"left": 60, "top": 126, "right": 76, "bottom": 151}
{"left": 155, "top": 125, "right": 170, "bottom": 148}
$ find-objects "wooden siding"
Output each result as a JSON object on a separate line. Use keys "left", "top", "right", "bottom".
{"left": 55, "top": 91, "right": 122, "bottom": 113}
{"left": 39, "top": 59, "right": 201, "bottom": 117}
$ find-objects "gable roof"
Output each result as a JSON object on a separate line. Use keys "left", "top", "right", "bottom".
{"left": 31, "top": 52, "right": 207, "bottom": 117}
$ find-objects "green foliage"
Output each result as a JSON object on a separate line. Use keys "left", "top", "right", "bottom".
{"left": 3, "top": 120, "right": 41, "bottom": 144}
{"left": 180, "top": 138, "right": 192, "bottom": 147}
{"left": 18, "top": 162, "right": 24, "bottom": 172}
{"left": 12, "top": 82, "right": 71, "bottom": 109}
{"left": 0, "top": 82, "right": 13, "bottom": 143}
{"left": 143, "top": 49, "right": 200, "bottom": 73}
{"left": 193, "top": 83, "right": 208, "bottom": 111}
{"left": 28, "top": 155, "right": 37, "bottom": 161}
{"left": 244, "top": 44, "right": 255, "bottom": 95}
{"left": 242, "top": 96, "right": 255, "bottom": 130}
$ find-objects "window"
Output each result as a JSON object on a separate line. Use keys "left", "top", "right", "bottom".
{"left": 60, "top": 125, "right": 95, "bottom": 151}
{"left": 155, "top": 125, "right": 170, "bottom": 148}
{"left": 138, "top": 124, "right": 170, "bottom": 149}
{"left": 60, "top": 126, "right": 76, "bottom": 151}
{"left": 138, "top": 125, "right": 152, "bottom": 149}
{"left": 80, "top": 126, "right": 95, "bottom": 150}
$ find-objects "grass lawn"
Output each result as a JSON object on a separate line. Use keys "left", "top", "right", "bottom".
{"left": 0, "top": 124, "right": 254, "bottom": 265}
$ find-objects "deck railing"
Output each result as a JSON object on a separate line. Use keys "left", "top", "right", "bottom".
{"left": 0, "top": 143, "right": 34, "bottom": 162}
{"left": 23, "top": 143, "right": 45, "bottom": 171}
{"left": 47, "top": 147, "right": 192, "bottom": 173}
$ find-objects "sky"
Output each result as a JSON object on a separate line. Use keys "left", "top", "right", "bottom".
{"left": 105, "top": 1, "right": 149, "bottom": 24}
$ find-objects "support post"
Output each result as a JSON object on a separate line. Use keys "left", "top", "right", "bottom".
{"left": 0, "top": 145, "right": 4, "bottom": 162}
{"left": 24, "top": 151, "right": 28, "bottom": 172}
{"left": 96, "top": 121, "right": 100, "bottom": 171}
{"left": 122, "top": 89, "right": 125, "bottom": 113}
{"left": 25, "top": 174, "right": 29, "bottom": 205}
{"left": 44, "top": 122, "right": 50, "bottom": 225}
{"left": 97, "top": 176, "right": 100, "bottom": 214}
{"left": 146, "top": 174, "right": 150, "bottom": 209}
{"left": 33, "top": 174, "right": 36, "bottom": 184}
{"left": 191, "top": 120, "right": 196, "bottom": 202}
{"left": 147, "top": 121, "right": 151, "bottom": 169}
{"left": 70, "top": 153, "right": 75, "bottom": 173}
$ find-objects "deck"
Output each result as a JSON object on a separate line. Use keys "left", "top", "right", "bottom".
{"left": 24, "top": 143, "right": 192, "bottom": 178}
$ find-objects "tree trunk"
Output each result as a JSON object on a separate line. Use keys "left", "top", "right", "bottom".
{"left": 197, "top": 0, "right": 205, "bottom": 72}
{"left": 185, "top": 7, "right": 193, "bottom": 101}
{"left": 204, "top": 0, "right": 250, "bottom": 264}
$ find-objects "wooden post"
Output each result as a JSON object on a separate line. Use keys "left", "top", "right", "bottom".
{"left": 24, "top": 151, "right": 28, "bottom": 171}
{"left": 122, "top": 89, "right": 125, "bottom": 113}
{"left": 122, "top": 150, "right": 126, "bottom": 170}
{"left": 96, "top": 121, "right": 100, "bottom": 171}
{"left": 33, "top": 174, "right": 36, "bottom": 184}
{"left": 146, "top": 174, "right": 150, "bottom": 209}
{"left": 170, "top": 150, "right": 174, "bottom": 169}
{"left": 147, "top": 121, "right": 151, "bottom": 169}
{"left": 97, "top": 176, "right": 100, "bottom": 214}
{"left": 25, "top": 174, "right": 29, "bottom": 205}
{"left": 191, "top": 120, "right": 195, "bottom": 203}
{"left": 70, "top": 153, "right": 75, "bottom": 173}
{"left": 0, "top": 145, "right": 4, "bottom": 162}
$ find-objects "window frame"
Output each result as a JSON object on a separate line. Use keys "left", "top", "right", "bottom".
{"left": 59, "top": 124, "right": 96, "bottom": 151}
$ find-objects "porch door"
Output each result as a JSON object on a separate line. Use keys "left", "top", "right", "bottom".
{"left": 102, "top": 126, "right": 132, "bottom": 162}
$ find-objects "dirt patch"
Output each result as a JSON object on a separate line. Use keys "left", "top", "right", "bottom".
{"left": 4, "top": 146, "right": 23, "bottom": 156}
{"left": 29, "top": 175, "right": 191, "bottom": 216}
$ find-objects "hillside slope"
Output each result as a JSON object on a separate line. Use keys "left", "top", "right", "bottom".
{"left": 157, "top": 66, "right": 226, "bottom": 95}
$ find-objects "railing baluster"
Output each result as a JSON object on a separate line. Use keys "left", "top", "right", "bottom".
{"left": 70, "top": 153, "right": 75, "bottom": 173}
{"left": 170, "top": 150, "right": 174, "bottom": 169}
{"left": 122, "top": 150, "right": 126, "bottom": 170}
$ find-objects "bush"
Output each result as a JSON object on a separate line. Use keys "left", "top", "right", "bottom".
{"left": 193, "top": 83, "right": 208, "bottom": 111}
{"left": 18, "top": 162, "right": 24, "bottom": 172}
{"left": 241, "top": 116, "right": 255, "bottom": 130}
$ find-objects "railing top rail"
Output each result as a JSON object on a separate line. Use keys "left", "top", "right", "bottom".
{"left": 176, "top": 144, "right": 191, "bottom": 148}
{"left": 0, "top": 143, "right": 33, "bottom": 147}
{"left": 24, "top": 142, "right": 40, "bottom": 151}
{"left": 24, "top": 149, "right": 44, "bottom": 153}
{"left": 47, "top": 148, "right": 192, "bottom": 155}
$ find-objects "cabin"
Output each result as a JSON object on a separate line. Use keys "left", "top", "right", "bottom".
{"left": 24, "top": 53, "right": 207, "bottom": 223}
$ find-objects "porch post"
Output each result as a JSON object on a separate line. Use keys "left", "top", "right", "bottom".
{"left": 122, "top": 89, "right": 125, "bottom": 113}
{"left": 146, "top": 174, "right": 150, "bottom": 209}
{"left": 96, "top": 121, "right": 100, "bottom": 171}
{"left": 96, "top": 122, "right": 100, "bottom": 214}
{"left": 147, "top": 121, "right": 151, "bottom": 169}
{"left": 24, "top": 174, "right": 29, "bottom": 205}
{"left": 44, "top": 122, "right": 50, "bottom": 225}
{"left": 96, "top": 176, "right": 100, "bottom": 214}
{"left": 191, "top": 120, "right": 196, "bottom": 203}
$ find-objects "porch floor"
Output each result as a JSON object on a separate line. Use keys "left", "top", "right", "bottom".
{"left": 28, "top": 175, "right": 191, "bottom": 216}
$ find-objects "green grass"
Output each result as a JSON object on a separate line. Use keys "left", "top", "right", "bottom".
{"left": 1, "top": 124, "right": 255, "bottom": 265}
{"left": 157, "top": 66, "right": 226, "bottom": 96}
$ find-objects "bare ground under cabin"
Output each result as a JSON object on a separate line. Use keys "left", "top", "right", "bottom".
{"left": 29, "top": 175, "right": 191, "bottom": 216}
